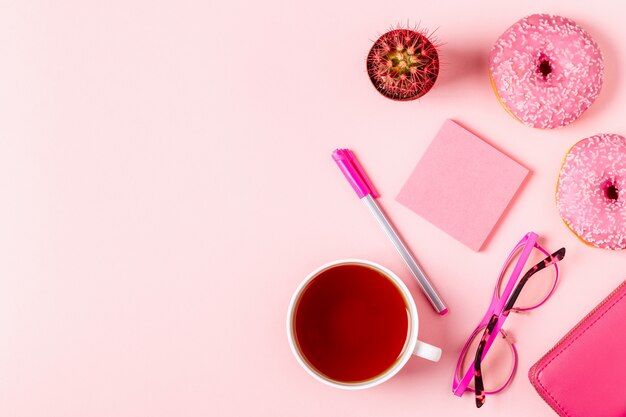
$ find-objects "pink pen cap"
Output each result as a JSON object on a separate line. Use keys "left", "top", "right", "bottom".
{"left": 332, "top": 149, "right": 379, "bottom": 199}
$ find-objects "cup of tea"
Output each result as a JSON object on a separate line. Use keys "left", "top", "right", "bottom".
{"left": 287, "top": 259, "right": 442, "bottom": 389}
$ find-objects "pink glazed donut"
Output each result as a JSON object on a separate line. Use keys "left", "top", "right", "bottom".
{"left": 557, "top": 134, "right": 626, "bottom": 250}
{"left": 489, "top": 14, "right": 604, "bottom": 129}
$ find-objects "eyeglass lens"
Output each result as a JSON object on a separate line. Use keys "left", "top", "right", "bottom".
{"left": 458, "top": 327, "right": 516, "bottom": 393}
{"left": 497, "top": 244, "right": 558, "bottom": 310}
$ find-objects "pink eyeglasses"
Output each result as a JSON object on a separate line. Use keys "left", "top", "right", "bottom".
{"left": 452, "top": 232, "right": 566, "bottom": 407}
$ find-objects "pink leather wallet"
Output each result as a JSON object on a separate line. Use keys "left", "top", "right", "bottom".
{"left": 529, "top": 280, "right": 626, "bottom": 417}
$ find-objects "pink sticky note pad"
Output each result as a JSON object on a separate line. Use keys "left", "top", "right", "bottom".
{"left": 397, "top": 120, "right": 529, "bottom": 251}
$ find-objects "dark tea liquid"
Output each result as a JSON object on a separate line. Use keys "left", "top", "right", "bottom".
{"left": 294, "top": 264, "right": 409, "bottom": 383}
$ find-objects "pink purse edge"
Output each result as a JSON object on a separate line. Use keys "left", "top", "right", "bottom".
{"left": 528, "top": 280, "right": 626, "bottom": 417}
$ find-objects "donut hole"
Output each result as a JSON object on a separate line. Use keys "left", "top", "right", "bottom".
{"left": 602, "top": 179, "right": 620, "bottom": 201}
{"left": 538, "top": 59, "right": 552, "bottom": 78}
{"left": 606, "top": 184, "right": 619, "bottom": 201}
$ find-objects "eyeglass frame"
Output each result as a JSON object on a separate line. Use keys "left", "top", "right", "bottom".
{"left": 452, "top": 232, "right": 562, "bottom": 399}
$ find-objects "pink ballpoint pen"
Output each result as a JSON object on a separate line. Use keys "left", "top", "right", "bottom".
{"left": 332, "top": 149, "right": 448, "bottom": 315}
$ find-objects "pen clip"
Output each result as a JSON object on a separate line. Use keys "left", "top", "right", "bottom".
{"left": 332, "top": 149, "right": 379, "bottom": 199}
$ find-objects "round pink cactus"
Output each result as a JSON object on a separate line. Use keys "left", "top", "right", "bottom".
{"left": 367, "top": 27, "right": 440, "bottom": 101}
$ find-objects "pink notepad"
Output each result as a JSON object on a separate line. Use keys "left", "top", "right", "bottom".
{"left": 397, "top": 120, "right": 529, "bottom": 251}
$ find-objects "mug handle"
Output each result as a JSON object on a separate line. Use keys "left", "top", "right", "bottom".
{"left": 413, "top": 340, "right": 442, "bottom": 362}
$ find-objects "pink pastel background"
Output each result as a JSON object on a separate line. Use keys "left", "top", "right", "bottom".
{"left": 1, "top": 0, "right": 625, "bottom": 416}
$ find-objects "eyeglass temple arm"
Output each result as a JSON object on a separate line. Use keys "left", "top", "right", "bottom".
{"left": 503, "top": 248, "right": 566, "bottom": 313}
{"left": 473, "top": 314, "right": 499, "bottom": 408}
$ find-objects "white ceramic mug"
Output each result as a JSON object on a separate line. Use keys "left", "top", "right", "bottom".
{"left": 286, "top": 259, "right": 442, "bottom": 389}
